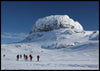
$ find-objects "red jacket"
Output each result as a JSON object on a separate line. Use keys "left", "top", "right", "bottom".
{"left": 37, "top": 56, "right": 40, "bottom": 59}
{"left": 25, "top": 56, "right": 28, "bottom": 59}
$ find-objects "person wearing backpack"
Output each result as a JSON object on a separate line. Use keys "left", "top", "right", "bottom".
{"left": 20, "top": 55, "right": 22, "bottom": 59}
{"left": 3, "top": 54, "right": 5, "bottom": 57}
{"left": 37, "top": 55, "right": 40, "bottom": 61}
{"left": 25, "top": 55, "right": 28, "bottom": 60}
{"left": 29, "top": 54, "right": 33, "bottom": 61}
{"left": 17, "top": 55, "right": 19, "bottom": 61}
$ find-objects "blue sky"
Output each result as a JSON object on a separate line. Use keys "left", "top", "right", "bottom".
{"left": 1, "top": 1, "right": 99, "bottom": 44}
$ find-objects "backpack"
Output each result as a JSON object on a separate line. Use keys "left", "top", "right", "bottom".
{"left": 37, "top": 56, "right": 39, "bottom": 58}
{"left": 25, "top": 56, "right": 28, "bottom": 59}
{"left": 30, "top": 55, "right": 33, "bottom": 58}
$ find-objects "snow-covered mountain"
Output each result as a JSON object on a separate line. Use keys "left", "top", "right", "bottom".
{"left": 1, "top": 15, "right": 99, "bottom": 70}
{"left": 30, "top": 15, "right": 83, "bottom": 33}
{"left": 23, "top": 15, "right": 84, "bottom": 42}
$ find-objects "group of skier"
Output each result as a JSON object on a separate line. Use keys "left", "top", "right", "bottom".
{"left": 16, "top": 54, "right": 40, "bottom": 61}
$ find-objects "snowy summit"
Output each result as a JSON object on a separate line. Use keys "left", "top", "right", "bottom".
{"left": 24, "top": 15, "right": 84, "bottom": 42}
{"left": 30, "top": 15, "right": 83, "bottom": 33}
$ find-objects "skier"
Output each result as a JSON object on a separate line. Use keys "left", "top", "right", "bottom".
{"left": 23, "top": 54, "right": 26, "bottom": 59}
{"left": 25, "top": 55, "right": 28, "bottom": 60}
{"left": 19, "top": 55, "right": 22, "bottom": 59}
{"left": 17, "top": 55, "right": 19, "bottom": 61}
{"left": 3, "top": 54, "right": 5, "bottom": 57}
{"left": 37, "top": 55, "right": 40, "bottom": 61}
{"left": 29, "top": 54, "right": 33, "bottom": 61}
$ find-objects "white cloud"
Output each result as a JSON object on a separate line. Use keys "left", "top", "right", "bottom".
{"left": 1, "top": 32, "right": 28, "bottom": 39}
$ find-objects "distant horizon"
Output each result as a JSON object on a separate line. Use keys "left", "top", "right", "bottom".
{"left": 1, "top": 1, "right": 99, "bottom": 44}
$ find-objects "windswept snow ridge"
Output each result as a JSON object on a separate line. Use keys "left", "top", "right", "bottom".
{"left": 30, "top": 15, "right": 83, "bottom": 33}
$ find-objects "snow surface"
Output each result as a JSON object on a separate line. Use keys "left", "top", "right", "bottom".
{"left": 1, "top": 30, "right": 99, "bottom": 70}
{"left": 30, "top": 15, "right": 83, "bottom": 33}
{"left": 1, "top": 15, "right": 99, "bottom": 70}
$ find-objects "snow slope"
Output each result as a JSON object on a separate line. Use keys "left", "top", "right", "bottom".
{"left": 1, "top": 30, "right": 99, "bottom": 70}
{"left": 1, "top": 15, "right": 99, "bottom": 70}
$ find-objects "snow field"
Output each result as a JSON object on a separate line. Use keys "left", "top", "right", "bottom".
{"left": 1, "top": 38, "right": 99, "bottom": 70}
{"left": 1, "top": 14, "right": 99, "bottom": 70}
